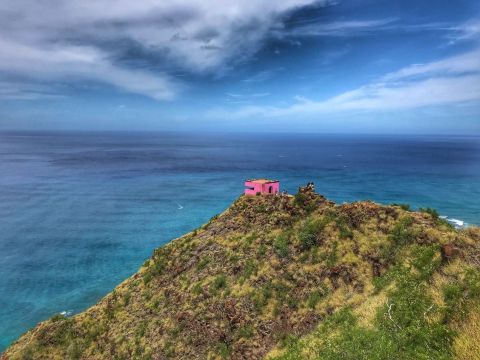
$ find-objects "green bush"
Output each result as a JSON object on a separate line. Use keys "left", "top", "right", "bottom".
{"left": 237, "top": 325, "right": 254, "bottom": 339}
{"left": 137, "top": 321, "right": 147, "bottom": 338}
{"left": 419, "top": 208, "right": 455, "bottom": 229}
{"left": 278, "top": 334, "right": 300, "bottom": 353}
{"left": 272, "top": 281, "right": 290, "bottom": 302}
{"left": 372, "top": 265, "right": 408, "bottom": 292}
{"left": 274, "top": 233, "right": 290, "bottom": 258}
{"left": 212, "top": 274, "right": 227, "bottom": 291}
{"left": 385, "top": 216, "right": 416, "bottom": 261}
{"left": 393, "top": 203, "right": 411, "bottom": 211}
{"left": 287, "top": 296, "right": 299, "bottom": 310}
{"left": 307, "top": 290, "right": 324, "bottom": 309}
{"left": 51, "top": 313, "right": 67, "bottom": 322}
{"left": 122, "top": 291, "right": 131, "bottom": 306}
{"left": 335, "top": 218, "right": 353, "bottom": 239}
{"left": 242, "top": 259, "right": 258, "bottom": 279}
{"left": 142, "top": 272, "right": 152, "bottom": 284}
{"left": 443, "top": 282, "right": 464, "bottom": 321}
{"left": 443, "top": 268, "right": 480, "bottom": 322}
{"left": 437, "top": 217, "right": 455, "bottom": 229}
{"left": 293, "top": 192, "right": 308, "bottom": 207}
{"left": 216, "top": 342, "right": 230, "bottom": 359}
{"left": 294, "top": 190, "right": 317, "bottom": 212}
{"left": 419, "top": 207, "right": 440, "bottom": 219}
{"left": 325, "top": 241, "right": 338, "bottom": 268}
{"left": 251, "top": 282, "right": 273, "bottom": 311}
{"left": 142, "top": 258, "right": 165, "bottom": 284}
{"left": 245, "top": 233, "right": 257, "bottom": 245}
{"left": 390, "top": 216, "right": 415, "bottom": 245}
{"left": 411, "top": 245, "right": 441, "bottom": 281}
{"left": 464, "top": 268, "right": 480, "bottom": 297}
{"left": 258, "top": 243, "right": 267, "bottom": 256}
{"left": 298, "top": 218, "right": 327, "bottom": 251}
{"left": 143, "top": 289, "right": 152, "bottom": 301}
{"left": 196, "top": 256, "right": 210, "bottom": 271}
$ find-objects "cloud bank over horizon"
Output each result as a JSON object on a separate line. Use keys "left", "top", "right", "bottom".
{"left": 209, "top": 48, "right": 480, "bottom": 118}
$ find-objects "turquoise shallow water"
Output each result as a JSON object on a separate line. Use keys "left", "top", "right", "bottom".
{"left": 0, "top": 131, "right": 479, "bottom": 351}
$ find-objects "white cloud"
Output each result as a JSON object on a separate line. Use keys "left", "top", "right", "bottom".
{"left": 210, "top": 49, "right": 480, "bottom": 118}
{"left": 227, "top": 92, "right": 270, "bottom": 98}
{"left": 0, "top": 38, "right": 177, "bottom": 100}
{"left": 280, "top": 18, "right": 397, "bottom": 37}
{"left": 1, "top": 1, "right": 477, "bottom": 103}
{"left": 0, "top": 81, "right": 65, "bottom": 100}
{"left": 382, "top": 49, "right": 480, "bottom": 81}
{"left": 324, "top": 74, "right": 480, "bottom": 111}
{"left": 242, "top": 68, "right": 285, "bottom": 83}
{"left": 0, "top": 0, "right": 325, "bottom": 100}
{"left": 446, "top": 19, "right": 480, "bottom": 43}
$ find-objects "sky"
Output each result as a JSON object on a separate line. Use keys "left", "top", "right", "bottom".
{"left": 0, "top": 0, "right": 479, "bottom": 134}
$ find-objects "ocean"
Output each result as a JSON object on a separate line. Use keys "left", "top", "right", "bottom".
{"left": 1, "top": 131, "right": 479, "bottom": 351}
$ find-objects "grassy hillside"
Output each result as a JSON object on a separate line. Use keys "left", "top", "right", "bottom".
{"left": 3, "top": 185, "right": 480, "bottom": 360}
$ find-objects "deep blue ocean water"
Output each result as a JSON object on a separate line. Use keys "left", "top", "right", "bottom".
{"left": 1, "top": 131, "right": 479, "bottom": 351}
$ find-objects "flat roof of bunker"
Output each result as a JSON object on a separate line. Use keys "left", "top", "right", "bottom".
{"left": 246, "top": 179, "right": 279, "bottom": 184}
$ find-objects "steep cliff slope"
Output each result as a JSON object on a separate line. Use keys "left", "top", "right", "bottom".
{"left": 3, "top": 186, "right": 480, "bottom": 360}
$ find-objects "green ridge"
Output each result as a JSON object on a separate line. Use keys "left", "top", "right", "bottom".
{"left": 3, "top": 185, "right": 479, "bottom": 360}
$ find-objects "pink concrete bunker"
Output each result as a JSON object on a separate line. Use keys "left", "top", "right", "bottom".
{"left": 244, "top": 179, "right": 280, "bottom": 195}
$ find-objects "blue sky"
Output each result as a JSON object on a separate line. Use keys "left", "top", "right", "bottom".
{"left": 0, "top": 0, "right": 479, "bottom": 133}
